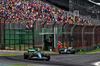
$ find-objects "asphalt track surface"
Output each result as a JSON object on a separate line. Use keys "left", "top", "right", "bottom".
{"left": 0, "top": 54, "right": 100, "bottom": 66}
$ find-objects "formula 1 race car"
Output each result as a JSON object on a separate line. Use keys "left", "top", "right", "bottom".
{"left": 59, "top": 47, "right": 75, "bottom": 54}
{"left": 24, "top": 48, "right": 50, "bottom": 61}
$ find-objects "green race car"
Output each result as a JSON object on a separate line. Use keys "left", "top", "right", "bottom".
{"left": 59, "top": 47, "right": 75, "bottom": 54}
{"left": 24, "top": 48, "right": 50, "bottom": 61}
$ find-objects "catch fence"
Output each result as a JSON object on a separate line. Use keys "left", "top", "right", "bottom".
{"left": 0, "top": 20, "right": 100, "bottom": 51}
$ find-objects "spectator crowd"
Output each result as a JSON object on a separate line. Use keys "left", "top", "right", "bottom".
{"left": 0, "top": 0, "right": 93, "bottom": 25}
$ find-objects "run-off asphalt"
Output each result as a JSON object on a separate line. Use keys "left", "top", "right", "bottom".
{"left": 0, "top": 54, "right": 100, "bottom": 66}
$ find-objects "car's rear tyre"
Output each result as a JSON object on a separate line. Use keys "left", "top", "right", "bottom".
{"left": 24, "top": 52, "right": 29, "bottom": 59}
{"left": 45, "top": 54, "right": 50, "bottom": 61}
{"left": 70, "top": 50, "right": 75, "bottom": 54}
{"left": 59, "top": 51, "right": 62, "bottom": 54}
{"left": 72, "top": 51, "right": 75, "bottom": 54}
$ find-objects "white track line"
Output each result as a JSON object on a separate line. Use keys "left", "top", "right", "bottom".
{"left": 94, "top": 62, "right": 100, "bottom": 66}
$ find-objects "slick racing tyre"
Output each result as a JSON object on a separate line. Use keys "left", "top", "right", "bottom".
{"left": 24, "top": 52, "right": 29, "bottom": 59}
{"left": 59, "top": 51, "right": 62, "bottom": 54}
{"left": 45, "top": 54, "right": 50, "bottom": 61}
{"left": 70, "top": 49, "right": 75, "bottom": 54}
{"left": 59, "top": 51, "right": 61, "bottom": 54}
{"left": 72, "top": 51, "right": 75, "bottom": 54}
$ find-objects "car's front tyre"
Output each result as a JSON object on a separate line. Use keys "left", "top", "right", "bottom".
{"left": 45, "top": 54, "right": 50, "bottom": 61}
{"left": 24, "top": 52, "right": 29, "bottom": 59}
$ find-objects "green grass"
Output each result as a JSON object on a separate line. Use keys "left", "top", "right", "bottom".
{"left": 0, "top": 53, "right": 23, "bottom": 56}
{"left": 5, "top": 44, "right": 33, "bottom": 51}
{"left": 76, "top": 48, "right": 100, "bottom": 54}
{"left": 0, "top": 63, "right": 42, "bottom": 66}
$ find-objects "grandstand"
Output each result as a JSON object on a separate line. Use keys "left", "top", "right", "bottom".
{"left": 45, "top": 0, "right": 100, "bottom": 22}
{"left": 0, "top": 0, "right": 100, "bottom": 51}
{"left": 70, "top": 0, "right": 100, "bottom": 19}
